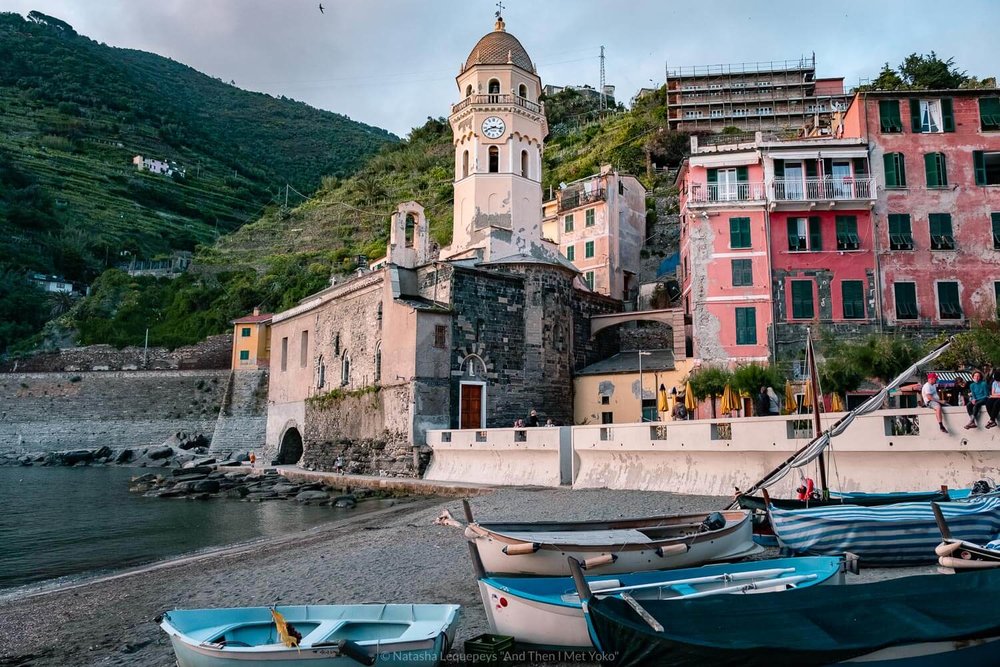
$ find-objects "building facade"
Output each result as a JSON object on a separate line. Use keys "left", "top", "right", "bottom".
{"left": 231, "top": 309, "right": 272, "bottom": 370}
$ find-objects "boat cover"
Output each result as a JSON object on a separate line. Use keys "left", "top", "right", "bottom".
{"left": 738, "top": 489, "right": 948, "bottom": 512}
{"left": 769, "top": 497, "right": 1000, "bottom": 564}
{"left": 587, "top": 569, "right": 1000, "bottom": 667}
{"left": 491, "top": 528, "right": 654, "bottom": 545}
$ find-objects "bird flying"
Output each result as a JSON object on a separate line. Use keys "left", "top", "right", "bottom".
{"left": 318, "top": 3, "right": 324, "bottom": 13}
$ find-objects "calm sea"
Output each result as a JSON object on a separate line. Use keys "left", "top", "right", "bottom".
{"left": 0, "top": 466, "right": 369, "bottom": 595}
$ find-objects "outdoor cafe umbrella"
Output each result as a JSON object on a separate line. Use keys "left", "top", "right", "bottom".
{"left": 830, "top": 392, "right": 845, "bottom": 412}
{"left": 802, "top": 377, "right": 815, "bottom": 411}
{"left": 720, "top": 384, "right": 739, "bottom": 414}
{"left": 684, "top": 382, "right": 697, "bottom": 410}
{"left": 657, "top": 384, "right": 669, "bottom": 413}
{"left": 784, "top": 380, "right": 796, "bottom": 412}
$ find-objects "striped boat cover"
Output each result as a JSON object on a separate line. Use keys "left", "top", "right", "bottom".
{"left": 771, "top": 498, "right": 1000, "bottom": 565}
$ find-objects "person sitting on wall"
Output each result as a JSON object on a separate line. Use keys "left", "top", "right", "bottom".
{"left": 672, "top": 401, "right": 688, "bottom": 421}
{"left": 922, "top": 372, "right": 948, "bottom": 434}
{"left": 985, "top": 370, "right": 1000, "bottom": 429}
{"left": 526, "top": 409, "right": 539, "bottom": 427}
{"left": 965, "top": 370, "right": 989, "bottom": 429}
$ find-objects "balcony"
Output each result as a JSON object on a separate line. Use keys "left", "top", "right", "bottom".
{"left": 770, "top": 177, "right": 876, "bottom": 204}
{"left": 558, "top": 188, "right": 607, "bottom": 212}
{"left": 451, "top": 94, "right": 543, "bottom": 115}
{"left": 687, "top": 182, "right": 766, "bottom": 205}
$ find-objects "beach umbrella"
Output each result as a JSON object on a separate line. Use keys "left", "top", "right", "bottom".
{"left": 831, "top": 392, "right": 845, "bottom": 412}
{"left": 720, "top": 384, "right": 738, "bottom": 414}
{"left": 784, "top": 380, "right": 796, "bottom": 412}
{"left": 802, "top": 379, "right": 814, "bottom": 410}
{"left": 657, "top": 384, "right": 669, "bottom": 412}
{"left": 684, "top": 382, "right": 697, "bottom": 410}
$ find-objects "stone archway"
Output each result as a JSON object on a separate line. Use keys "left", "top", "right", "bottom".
{"left": 277, "top": 427, "right": 303, "bottom": 465}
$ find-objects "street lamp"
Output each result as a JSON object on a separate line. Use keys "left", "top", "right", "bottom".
{"left": 638, "top": 350, "right": 652, "bottom": 422}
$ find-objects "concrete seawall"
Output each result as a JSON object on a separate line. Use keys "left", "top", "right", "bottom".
{"left": 423, "top": 427, "right": 572, "bottom": 487}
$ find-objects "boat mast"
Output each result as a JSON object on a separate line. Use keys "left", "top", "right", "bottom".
{"left": 806, "top": 328, "right": 829, "bottom": 499}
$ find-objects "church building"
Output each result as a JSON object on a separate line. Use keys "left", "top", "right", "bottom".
{"left": 263, "top": 17, "right": 624, "bottom": 469}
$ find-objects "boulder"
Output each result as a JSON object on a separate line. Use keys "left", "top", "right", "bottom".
{"left": 173, "top": 466, "right": 212, "bottom": 477}
{"left": 171, "top": 473, "right": 209, "bottom": 484}
{"left": 187, "top": 457, "right": 216, "bottom": 468}
{"left": 53, "top": 449, "right": 93, "bottom": 466}
{"left": 333, "top": 494, "right": 357, "bottom": 508}
{"left": 226, "top": 486, "right": 250, "bottom": 499}
{"left": 295, "top": 490, "right": 330, "bottom": 503}
{"left": 92, "top": 446, "right": 113, "bottom": 460}
{"left": 115, "top": 449, "right": 134, "bottom": 464}
{"left": 231, "top": 451, "right": 250, "bottom": 462}
{"left": 192, "top": 480, "right": 220, "bottom": 494}
{"left": 131, "top": 473, "right": 157, "bottom": 483}
{"left": 271, "top": 483, "right": 300, "bottom": 495}
{"left": 146, "top": 445, "right": 174, "bottom": 460}
{"left": 217, "top": 460, "right": 241, "bottom": 467}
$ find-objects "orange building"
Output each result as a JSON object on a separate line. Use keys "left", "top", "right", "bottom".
{"left": 231, "top": 308, "right": 272, "bottom": 370}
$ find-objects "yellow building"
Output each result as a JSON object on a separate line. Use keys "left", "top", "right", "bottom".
{"left": 231, "top": 308, "right": 272, "bottom": 370}
{"left": 573, "top": 349, "right": 693, "bottom": 424}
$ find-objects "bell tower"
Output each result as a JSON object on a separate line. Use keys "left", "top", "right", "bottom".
{"left": 443, "top": 14, "right": 549, "bottom": 261}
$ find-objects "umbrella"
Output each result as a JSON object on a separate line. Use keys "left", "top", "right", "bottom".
{"left": 830, "top": 392, "right": 845, "bottom": 412}
{"left": 784, "top": 380, "right": 796, "bottom": 413}
{"left": 684, "top": 382, "right": 697, "bottom": 410}
{"left": 803, "top": 379, "right": 815, "bottom": 411}
{"left": 657, "top": 384, "right": 669, "bottom": 412}
{"left": 720, "top": 384, "right": 739, "bottom": 414}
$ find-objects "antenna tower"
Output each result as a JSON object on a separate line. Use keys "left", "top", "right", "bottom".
{"left": 599, "top": 46, "right": 606, "bottom": 110}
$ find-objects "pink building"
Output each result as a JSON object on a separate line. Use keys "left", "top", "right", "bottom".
{"left": 843, "top": 90, "right": 1000, "bottom": 325}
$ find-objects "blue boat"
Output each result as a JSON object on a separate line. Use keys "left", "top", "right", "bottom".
{"left": 477, "top": 555, "right": 849, "bottom": 649}
{"left": 159, "top": 604, "right": 461, "bottom": 667}
{"left": 769, "top": 497, "right": 1000, "bottom": 565}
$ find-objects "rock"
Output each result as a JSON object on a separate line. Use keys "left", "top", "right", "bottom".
{"left": 92, "top": 446, "right": 113, "bottom": 460}
{"left": 231, "top": 451, "right": 250, "bottom": 462}
{"left": 131, "top": 473, "right": 157, "bottom": 483}
{"left": 73, "top": 460, "right": 90, "bottom": 467}
{"left": 226, "top": 486, "right": 250, "bottom": 499}
{"left": 186, "top": 457, "right": 216, "bottom": 468}
{"left": 173, "top": 466, "right": 212, "bottom": 477}
{"left": 217, "top": 460, "right": 241, "bottom": 467}
{"left": 245, "top": 491, "right": 277, "bottom": 501}
{"left": 192, "top": 480, "right": 220, "bottom": 494}
{"left": 52, "top": 449, "right": 93, "bottom": 466}
{"left": 295, "top": 490, "right": 330, "bottom": 503}
{"left": 272, "top": 483, "right": 300, "bottom": 494}
{"left": 224, "top": 471, "right": 249, "bottom": 480}
{"left": 171, "top": 473, "right": 209, "bottom": 484}
{"left": 115, "top": 449, "right": 134, "bottom": 464}
{"left": 146, "top": 445, "right": 174, "bottom": 460}
{"left": 333, "top": 494, "right": 357, "bottom": 508}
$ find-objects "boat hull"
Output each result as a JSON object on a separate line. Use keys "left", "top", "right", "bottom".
{"left": 166, "top": 636, "right": 449, "bottom": 667}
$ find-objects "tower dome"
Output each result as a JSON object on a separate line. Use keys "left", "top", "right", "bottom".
{"left": 464, "top": 17, "right": 533, "bottom": 72}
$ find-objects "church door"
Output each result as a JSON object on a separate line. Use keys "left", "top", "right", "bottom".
{"left": 460, "top": 383, "right": 483, "bottom": 429}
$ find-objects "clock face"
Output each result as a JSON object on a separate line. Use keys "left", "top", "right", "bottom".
{"left": 482, "top": 116, "right": 506, "bottom": 139}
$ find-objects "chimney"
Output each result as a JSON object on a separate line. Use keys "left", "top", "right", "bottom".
{"left": 252, "top": 307, "right": 260, "bottom": 316}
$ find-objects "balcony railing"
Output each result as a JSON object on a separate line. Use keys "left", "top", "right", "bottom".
{"left": 451, "top": 94, "right": 543, "bottom": 114}
{"left": 771, "top": 177, "right": 876, "bottom": 202}
{"left": 559, "top": 188, "right": 607, "bottom": 212}
{"left": 688, "top": 182, "right": 766, "bottom": 204}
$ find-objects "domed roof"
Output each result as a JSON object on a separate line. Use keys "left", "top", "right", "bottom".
{"left": 464, "top": 18, "right": 533, "bottom": 72}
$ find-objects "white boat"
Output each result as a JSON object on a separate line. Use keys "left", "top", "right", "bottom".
{"left": 475, "top": 553, "right": 850, "bottom": 649}
{"left": 454, "top": 500, "right": 760, "bottom": 576}
{"left": 159, "top": 603, "right": 460, "bottom": 666}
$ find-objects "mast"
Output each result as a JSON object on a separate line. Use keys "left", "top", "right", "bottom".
{"left": 806, "top": 329, "right": 828, "bottom": 499}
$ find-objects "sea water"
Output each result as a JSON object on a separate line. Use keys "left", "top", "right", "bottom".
{"left": 0, "top": 465, "right": 370, "bottom": 594}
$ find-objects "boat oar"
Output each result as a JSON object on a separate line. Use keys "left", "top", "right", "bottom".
{"left": 593, "top": 567, "right": 797, "bottom": 595}
{"left": 674, "top": 574, "right": 817, "bottom": 599}
{"left": 310, "top": 640, "right": 376, "bottom": 666}
{"left": 931, "top": 502, "right": 952, "bottom": 540}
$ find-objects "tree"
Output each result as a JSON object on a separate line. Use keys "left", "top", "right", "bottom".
{"left": 931, "top": 322, "right": 1000, "bottom": 370}
{"left": 828, "top": 335, "right": 922, "bottom": 386}
{"left": 858, "top": 52, "right": 972, "bottom": 91}
{"left": 688, "top": 365, "right": 733, "bottom": 418}
{"left": 731, "top": 363, "right": 783, "bottom": 413}
{"left": 819, "top": 356, "right": 865, "bottom": 397}
{"left": 863, "top": 63, "right": 905, "bottom": 91}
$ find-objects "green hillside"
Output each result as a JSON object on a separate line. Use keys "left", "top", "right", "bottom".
{"left": 0, "top": 10, "right": 395, "bottom": 350}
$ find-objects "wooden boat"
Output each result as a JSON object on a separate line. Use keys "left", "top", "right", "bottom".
{"left": 768, "top": 496, "right": 1000, "bottom": 565}
{"left": 570, "top": 560, "right": 1000, "bottom": 667}
{"left": 933, "top": 501, "right": 1000, "bottom": 571}
{"left": 473, "top": 544, "right": 850, "bottom": 650}
{"left": 158, "top": 603, "right": 461, "bottom": 667}
{"left": 455, "top": 500, "right": 761, "bottom": 576}
{"left": 737, "top": 488, "right": 952, "bottom": 513}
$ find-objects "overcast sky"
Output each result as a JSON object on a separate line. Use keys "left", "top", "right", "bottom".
{"left": 7, "top": 1, "right": 999, "bottom": 137}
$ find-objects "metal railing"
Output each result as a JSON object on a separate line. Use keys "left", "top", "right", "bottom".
{"left": 688, "top": 182, "right": 766, "bottom": 203}
{"left": 451, "top": 94, "right": 543, "bottom": 114}
{"left": 770, "top": 177, "right": 876, "bottom": 201}
{"left": 558, "top": 188, "right": 607, "bottom": 212}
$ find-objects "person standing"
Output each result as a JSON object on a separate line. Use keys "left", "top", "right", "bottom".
{"left": 922, "top": 372, "right": 948, "bottom": 433}
{"left": 526, "top": 409, "right": 539, "bottom": 427}
{"left": 965, "top": 371, "right": 989, "bottom": 429}
{"left": 756, "top": 387, "right": 770, "bottom": 417}
{"left": 766, "top": 387, "right": 781, "bottom": 415}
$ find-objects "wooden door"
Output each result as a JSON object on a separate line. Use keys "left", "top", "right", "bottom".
{"left": 460, "top": 384, "right": 482, "bottom": 429}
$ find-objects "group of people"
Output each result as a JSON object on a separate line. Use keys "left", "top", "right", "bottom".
{"left": 756, "top": 386, "right": 782, "bottom": 417}
{"left": 513, "top": 409, "right": 555, "bottom": 428}
{"left": 922, "top": 370, "right": 1000, "bottom": 434}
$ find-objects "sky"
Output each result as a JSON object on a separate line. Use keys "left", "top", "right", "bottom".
{"left": 7, "top": 0, "right": 999, "bottom": 137}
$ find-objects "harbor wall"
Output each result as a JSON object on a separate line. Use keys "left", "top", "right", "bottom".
{"left": 423, "top": 427, "right": 572, "bottom": 487}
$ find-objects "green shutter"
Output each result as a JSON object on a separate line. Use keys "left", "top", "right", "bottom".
{"left": 842, "top": 281, "right": 864, "bottom": 319}
{"left": 941, "top": 98, "right": 955, "bottom": 132}
{"left": 938, "top": 282, "right": 961, "bottom": 319}
{"left": 909, "top": 98, "right": 922, "bottom": 132}
{"left": 974, "top": 151, "right": 987, "bottom": 186}
{"left": 791, "top": 281, "right": 814, "bottom": 319}
{"left": 736, "top": 166, "right": 749, "bottom": 182}
{"left": 925, "top": 153, "right": 940, "bottom": 187}
{"left": 884, "top": 154, "right": 898, "bottom": 187}
{"left": 736, "top": 307, "right": 757, "bottom": 345}
{"left": 981, "top": 97, "right": 1000, "bottom": 131}
{"left": 879, "top": 100, "right": 897, "bottom": 132}
{"left": 992, "top": 212, "right": 1000, "bottom": 249}
{"left": 895, "top": 283, "right": 918, "bottom": 320}
{"left": 938, "top": 153, "right": 947, "bottom": 186}
{"left": 806, "top": 160, "right": 818, "bottom": 178}
{"left": 707, "top": 168, "right": 718, "bottom": 184}
{"left": 773, "top": 160, "right": 784, "bottom": 179}
{"left": 808, "top": 216, "right": 822, "bottom": 250}
{"left": 898, "top": 153, "right": 907, "bottom": 186}
{"left": 730, "top": 217, "right": 750, "bottom": 248}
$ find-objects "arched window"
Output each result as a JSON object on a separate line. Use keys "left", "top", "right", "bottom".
{"left": 465, "top": 84, "right": 473, "bottom": 97}
{"left": 518, "top": 83, "right": 528, "bottom": 99}
{"left": 404, "top": 213, "right": 415, "bottom": 247}
{"left": 317, "top": 355, "right": 326, "bottom": 389}
{"left": 462, "top": 150, "right": 469, "bottom": 178}
{"left": 463, "top": 354, "right": 487, "bottom": 378}
{"left": 488, "top": 79, "right": 500, "bottom": 102}
{"left": 374, "top": 342, "right": 382, "bottom": 383}
{"left": 488, "top": 146, "right": 499, "bottom": 173}
{"left": 341, "top": 353, "right": 351, "bottom": 387}
{"left": 376, "top": 302, "right": 383, "bottom": 328}
{"left": 520, "top": 149, "right": 529, "bottom": 179}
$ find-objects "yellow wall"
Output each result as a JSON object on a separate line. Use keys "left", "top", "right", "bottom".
{"left": 231, "top": 322, "right": 271, "bottom": 369}
{"left": 573, "top": 359, "right": 693, "bottom": 425}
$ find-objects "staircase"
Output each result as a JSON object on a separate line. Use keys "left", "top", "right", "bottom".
{"left": 210, "top": 370, "right": 268, "bottom": 457}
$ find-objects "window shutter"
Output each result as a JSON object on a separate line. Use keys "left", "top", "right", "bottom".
{"left": 974, "top": 151, "right": 987, "bottom": 186}
{"left": 773, "top": 160, "right": 784, "bottom": 179}
{"left": 879, "top": 100, "right": 895, "bottom": 132}
{"left": 822, "top": 158, "right": 833, "bottom": 177}
{"left": 981, "top": 97, "right": 1000, "bottom": 131}
{"left": 808, "top": 216, "right": 822, "bottom": 250}
{"left": 937, "top": 153, "right": 947, "bottom": 186}
{"left": 787, "top": 219, "right": 797, "bottom": 249}
{"left": 806, "top": 161, "right": 818, "bottom": 178}
{"left": 852, "top": 157, "right": 868, "bottom": 176}
{"left": 909, "top": 98, "right": 922, "bottom": 132}
{"left": 897, "top": 153, "right": 906, "bottom": 186}
{"left": 925, "top": 153, "right": 939, "bottom": 187}
{"left": 707, "top": 168, "right": 718, "bottom": 184}
{"left": 883, "top": 154, "right": 896, "bottom": 187}
{"left": 941, "top": 98, "right": 955, "bottom": 132}
{"left": 736, "top": 166, "right": 749, "bottom": 182}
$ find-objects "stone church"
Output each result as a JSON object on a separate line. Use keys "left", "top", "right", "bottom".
{"left": 263, "top": 17, "right": 626, "bottom": 469}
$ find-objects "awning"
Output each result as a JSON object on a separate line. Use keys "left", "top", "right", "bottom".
{"left": 764, "top": 148, "right": 869, "bottom": 160}
{"left": 691, "top": 153, "right": 759, "bottom": 168}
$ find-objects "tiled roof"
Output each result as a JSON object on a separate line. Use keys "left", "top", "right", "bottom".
{"left": 465, "top": 26, "right": 533, "bottom": 72}
{"left": 576, "top": 350, "right": 676, "bottom": 376}
{"left": 232, "top": 313, "right": 273, "bottom": 324}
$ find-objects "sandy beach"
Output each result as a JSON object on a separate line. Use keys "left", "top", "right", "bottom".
{"left": 0, "top": 488, "right": 932, "bottom": 666}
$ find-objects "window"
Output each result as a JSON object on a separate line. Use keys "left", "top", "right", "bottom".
{"left": 993, "top": 213, "right": 1000, "bottom": 250}
{"left": 520, "top": 150, "right": 529, "bottom": 178}
{"left": 239, "top": 350, "right": 250, "bottom": 361}
{"left": 924, "top": 153, "right": 948, "bottom": 188}
{"left": 735, "top": 307, "right": 757, "bottom": 345}
{"left": 465, "top": 84, "right": 473, "bottom": 97}
{"left": 787, "top": 217, "right": 821, "bottom": 251}
{"left": 300, "top": 330, "right": 309, "bottom": 368}
{"left": 974, "top": 151, "right": 1000, "bottom": 186}
{"left": 341, "top": 354, "right": 351, "bottom": 386}
{"left": 842, "top": 281, "right": 865, "bottom": 319}
{"left": 488, "top": 146, "right": 499, "bottom": 173}
{"left": 981, "top": 97, "right": 1000, "bottom": 131}
{"left": 910, "top": 98, "right": 954, "bottom": 133}
{"left": 374, "top": 343, "right": 382, "bottom": 383}
{"left": 241, "top": 327, "right": 251, "bottom": 337}
{"left": 404, "top": 214, "right": 415, "bottom": 247}
{"left": 707, "top": 167, "right": 748, "bottom": 201}
{"left": 433, "top": 324, "right": 447, "bottom": 349}
{"left": 618, "top": 180, "right": 624, "bottom": 195}
{"left": 585, "top": 209, "right": 595, "bottom": 226}
{"left": 894, "top": 283, "right": 918, "bottom": 320}
{"left": 937, "top": 282, "right": 962, "bottom": 320}
{"left": 601, "top": 412, "right": 613, "bottom": 424}
{"left": 585, "top": 241, "right": 595, "bottom": 258}
{"left": 317, "top": 356, "right": 325, "bottom": 388}
{"left": 729, "top": 217, "right": 751, "bottom": 248}
{"left": 996, "top": 282, "right": 1000, "bottom": 315}
{"left": 584, "top": 271, "right": 595, "bottom": 289}
{"left": 836, "top": 216, "right": 860, "bottom": 250}
{"left": 791, "top": 280, "right": 814, "bottom": 319}
{"left": 462, "top": 150, "right": 469, "bottom": 178}
{"left": 731, "top": 259, "right": 753, "bottom": 287}
{"left": 564, "top": 214, "right": 574, "bottom": 232}
{"left": 888, "top": 214, "right": 913, "bottom": 250}
{"left": 487, "top": 79, "right": 500, "bottom": 95}
{"left": 879, "top": 99, "right": 903, "bottom": 133}
{"left": 280, "top": 336, "right": 288, "bottom": 371}
{"left": 376, "top": 302, "right": 383, "bottom": 326}
{"left": 566, "top": 245, "right": 575, "bottom": 261}
{"left": 518, "top": 83, "right": 528, "bottom": 98}
{"left": 929, "top": 213, "right": 955, "bottom": 250}
{"left": 883, "top": 153, "right": 907, "bottom": 188}
{"left": 601, "top": 395, "right": 610, "bottom": 405}
{"left": 333, "top": 332, "right": 340, "bottom": 356}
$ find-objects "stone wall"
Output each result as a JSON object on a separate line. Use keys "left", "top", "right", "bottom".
{"left": 572, "top": 289, "right": 622, "bottom": 371}
{"left": 0, "top": 370, "right": 230, "bottom": 454}
{"left": 210, "top": 370, "right": 269, "bottom": 456}
{"left": 0, "top": 335, "right": 233, "bottom": 372}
